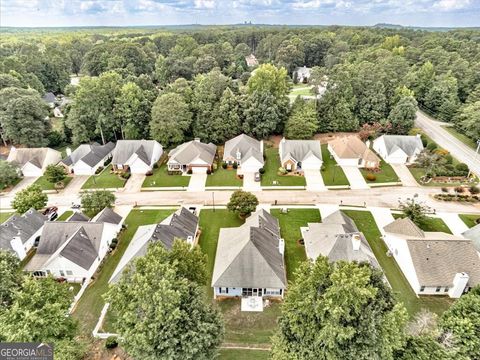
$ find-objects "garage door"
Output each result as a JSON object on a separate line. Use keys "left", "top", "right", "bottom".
{"left": 192, "top": 166, "right": 207, "bottom": 174}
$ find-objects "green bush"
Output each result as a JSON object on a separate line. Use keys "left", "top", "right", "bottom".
{"left": 187, "top": 169, "right": 192, "bottom": 175}
{"left": 426, "top": 142, "right": 437, "bottom": 151}
{"left": 259, "top": 167, "right": 265, "bottom": 174}
{"left": 95, "top": 166, "right": 104, "bottom": 175}
{"left": 105, "top": 336, "right": 118, "bottom": 349}
{"left": 420, "top": 135, "right": 428, "bottom": 147}
{"left": 232, "top": 163, "right": 238, "bottom": 169}
{"left": 153, "top": 162, "right": 159, "bottom": 169}
{"left": 469, "top": 185, "right": 479, "bottom": 194}
{"left": 444, "top": 154, "right": 453, "bottom": 164}
{"left": 455, "top": 163, "right": 469, "bottom": 173}
{"left": 366, "top": 173, "right": 376, "bottom": 181}
{"left": 121, "top": 172, "right": 131, "bottom": 179}
{"left": 221, "top": 162, "right": 227, "bottom": 169}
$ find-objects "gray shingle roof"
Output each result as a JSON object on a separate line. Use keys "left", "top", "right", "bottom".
{"left": 68, "top": 212, "right": 90, "bottom": 222}
{"left": 7, "top": 147, "right": 60, "bottom": 169}
{"left": 93, "top": 208, "right": 122, "bottom": 225}
{"left": 42, "top": 92, "right": 56, "bottom": 103}
{"left": 168, "top": 140, "right": 216, "bottom": 165}
{"left": 112, "top": 140, "right": 159, "bottom": 165}
{"left": 61, "top": 142, "right": 114, "bottom": 167}
{"left": 381, "top": 135, "right": 424, "bottom": 156}
{"left": 280, "top": 139, "right": 322, "bottom": 164}
{"left": 384, "top": 217, "right": 425, "bottom": 238}
{"left": 59, "top": 227, "right": 99, "bottom": 270}
{"left": 212, "top": 209, "right": 287, "bottom": 289}
{"left": 0, "top": 209, "right": 46, "bottom": 253}
{"left": 463, "top": 224, "right": 480, "bottom": 252}
{"left": 223, "top": 134, "right": 264, "bottom": 165}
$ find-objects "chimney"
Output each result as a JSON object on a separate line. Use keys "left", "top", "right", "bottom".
{"left": 351, "top": 234, "right": 361, "bottom": 251}
{"left": 10, "top": 236, "right": 26, "bottom": 260}
{"left": 278, "top": 238, "right": 285, "bottom": 255}
{"left": 236, "top": 149, "right": 241, "bottom": 160}
{"left": 449, "top": 272, "right": 469, "bottom": 298}
{"left": 66, "top": 147, "right": 72, "bottom": 156}
{"left": 365, "top": 140, "right": 371, "bottom": 148}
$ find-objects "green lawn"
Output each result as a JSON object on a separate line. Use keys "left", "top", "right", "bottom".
{"left": 33, "top": 175, "right": 73, "bottom": 190}
{"left": 408, "top": 167, "right": 475, "bottom": 187}
{"left": 459, "top": 214, "right": 480, "bottom": 228}
{"left": 56, "top": 211, "right": 73, "bottom": 221}
{"left": 342, "top": 210, "right": 453, "bottom": 316}
{"left": 271, "top": 208, "right": 320, "bottom": 282}
{"left": 442, "top": 126, "right": 478, "bottom": 150}
{"left": 73, "top": 209, "right": 175, "bottom": 334}
{"left": 289, "top": 85, "right": 314, "bottom": 96}
{"left": 261, "top": 147, "right": 306, "bottom": 187}
{"left": 392, "top": 213, "right": 452, "bottom": 234}
{"left": 142, "top": 164, "right": 190, "bottom": 187}
{"left": 360, "top": 160, "right": 400, "bottom": 183}
{"left": 218, "top": 349, "right": 270, "bottom": 360}
{"left": 0, "top": 212, "right": 14, "bottom": 222}
{"left": 320, "top": 144, "right": 349, "bottom": 186}
{"left": 206, "top": 166, "right": 243, "bottom": 187}
{"left": 82, "top": 165, "right": 126, "bottom": 189}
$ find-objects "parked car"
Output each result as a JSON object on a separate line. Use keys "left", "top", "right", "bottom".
{"left": 254, "top": 172, "right": 261, "bottom": 182}
{"left": 43, "top": 206, "right": 58, "bottom": 221}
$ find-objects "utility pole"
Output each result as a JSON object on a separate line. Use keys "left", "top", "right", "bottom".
{"left": 212, "top": 191, "right": 215, "bottom": 212}
{"left": 467, "top": 139, "right": 480, "bottom": 179}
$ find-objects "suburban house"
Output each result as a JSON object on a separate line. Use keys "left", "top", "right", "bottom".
{"left": 383, "top": 217, "right": 480, "bottom": 298}
{"left": 110, "top": 207, "right": 199, "bottom": 283}
{"left": 211, "top": 209, "right": 287, "bottom": 303}
{"left": 112, "top": 140, "right": 163, "bottom": 174}
{"left": 328, "top": 136, "right": 381, "bottom": 168}
{"left": 42, "top": 92, "right": 56, "bottom": 108}
{"left": 0, "top": 209, "right": 46, "bottom": 260}
{"left": 373, "top": 135, "right": 424, "bottom": 164}
{"left": 168, "top": 139, "right": 217, "bottom": 174}
{"left": 301, "top": 211, "right": 379, "bottom": 268}
{"left": 279, "top": 138, "right": 323, "bottom": 172}
{"left": 68, "top": 212, "right": 90, "bottom": 222}
{"left": 293, "top": 66, "right": 311, "bottom": 83}
{"left": 60, "top": 142, "right": 115, "bottom": 175}
{"left": 245, "top": 54, "right": 259, "bottom": 67}
{"left": 223, "top": 134, "right": 264, "bottom": 175}
{"left": 91, "top": 207, "right": 124, "bottom": 232}
{"left": 25, "top": 209, "right": 123, "bottom": 283}
{"left": 463, "top": 224, "right": 480, "bottom": 253}
{"left": 7, "top": 147, "right": 62, "bottom": 177}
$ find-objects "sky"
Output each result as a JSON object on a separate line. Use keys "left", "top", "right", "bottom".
{"left": 1, "top": 0, "right": 479, "bottom": 28}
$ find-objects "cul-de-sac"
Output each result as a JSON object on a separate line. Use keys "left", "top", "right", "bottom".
{"left": 1, "top": 3, "right": 480, "bottom": 359}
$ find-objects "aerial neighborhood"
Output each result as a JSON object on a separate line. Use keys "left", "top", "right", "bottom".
{"left": 0, "top": 12, "right": 479, "bottom": 360}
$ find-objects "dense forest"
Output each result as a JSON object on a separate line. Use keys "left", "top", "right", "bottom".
{"left": 0, "top": 25, "right": 479, "bottom": 149}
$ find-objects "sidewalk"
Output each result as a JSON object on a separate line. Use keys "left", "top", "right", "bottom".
{"left": 436, "top": 212, "right": 468, "bottom": 236}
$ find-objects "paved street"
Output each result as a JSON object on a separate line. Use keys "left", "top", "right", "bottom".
{"left": 415, "top": 110, "right": 480, "bottom": 177}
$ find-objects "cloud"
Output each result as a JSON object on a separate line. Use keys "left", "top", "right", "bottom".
{"left": 194, "top": 0, "right": 215, "bottom": 9}
{"left": 433, "top": 0, "right": 471, "bottom": 11}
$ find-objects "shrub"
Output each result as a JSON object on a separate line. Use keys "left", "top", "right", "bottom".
{"left": 47, "top": 130, "right": 64, "bottom": 147}
{"left": 221, "top": 162, "right": 227, "bottom": 169}
{"left": 278, "top": 167, "right": 287, "bottom": 175}
{"left": 469, "top": 185, "right": 479, "bottom": 194}
{"left": 454, "top": 186, "right": 464, "bottom": 193}
{"left": 145, "top": 170, "right": 153, "bottom": 176}
{"left": 420, "top": 135, "right": 428, "bottom": 147}
{"left": 212, "top": 162, "right": 217, "bottom": 170}
{"left": 435, "top": 148, "right": 449, "bottom": 156}
{"left": 366, "top": 173, "right": 376, "bottom": 181}
{"left": 320, "top": 165, "right": 326, "bottom": 172}
{"left": 105, "top": 336, "right": 118, "bottom": 349}
{"left": 153, "top": 162, "right": 159, "bottom": 169}
{"left": 426, "top": 142, "right": 437, "bottom": 151}
{"left": 444, "top": 154, "right": 453, "bottom": 164}
{"left": 441, "top": 187, "right": 449, "bottom": 193}
{"left": 54, "top": 181, "right": 65, "bottom": 189}
{"left": 232, "top": 163, "right": 238, "bottom": 169}
{"left": 259, "top": 168, "right": 265, "bottom": 174}
{"left": 206, "top": 169, "right": 211, "bottom": 175}
{"left": 95, "top": 166, "right": 104, "bottom": 175}
{"left": 455, "top": 163, "right": 469, "bottom": 173}
{"left": 187, "top": 169, "right": 192, "bottom": 175}
{"left": 104, "top": 157, "right": 112, "bottom": 166}
{"left": 122, "top": 172, "right": 131, "bottom": 179}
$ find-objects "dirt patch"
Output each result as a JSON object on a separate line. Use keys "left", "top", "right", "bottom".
{"left": 314, "top": 132, "right": 359, "bottom": 144}
{"left": 82, "top": 338, "right": 132, "bottom": 360}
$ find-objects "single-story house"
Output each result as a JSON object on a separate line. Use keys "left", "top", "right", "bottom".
{"left": 373, "top": 135, "right": 424, "bottom": 164}
{"left": 67, "top": 212, "right": 90, "bottom": 222}
{"left": 42, "top": 92, "right": 56, "bottom": 108}
{"left": 168, "top": 139, "right": 216, "bottom": 174}
{"left": 112, "top": 140, "right": 163, "bottom": 174}
{"left": 383, "top": 217, "right": 480, "bottom": 298}
{"left": 110, "top": 207, "right": 199, "bottom": 283}
{"left": 279, "top": 138, "right": 322, "bottom": 172}
{"left": 25, "top": 209, "right": 123, "bottom": 283}
{"left": 60, "top": 142, "right": 115, "bottom": 175}
{"left": 463, "top": 223, "right": 480, "bottom": 253}
{"left": 0, "top": 209, "right": 46, "bottom": 260}
{"left": 245, "top": 54, "right": 259, "bottom": 67}
{"left": 91, "top": 207, "right": 124, "bottom": 232}
{"left": 328, "top": 136, "right": 380, "bottom": 169}
{"left": 223, "top": 134, "right": 264, "bottom": 175}
{"left": 301, "top": 211, "right": 379, "bottom": 268}
{"left": 212, "top": 209, "right": 287, "bottom": 300}
{"left": 294, "top": 66, "right": 311, "bottom": 83}
{"left": 7, "top": 147, "right": 62, "bottom": 177}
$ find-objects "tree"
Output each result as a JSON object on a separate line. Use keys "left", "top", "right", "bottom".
{"left": 80, "top": 190, "right": 115, "bottom": 217}
{"left": 0, "top": 250, "right": 21, "bottom": 307}
{"left": 207, "top": 88, "right": 242, "bottom": 143}
{"left": 0, "top": 160, "right": 20, "bottom": 189}
{"left": 284, "top": 100, "right": 318, "bottom": 139}
{"left": 227, "top": 190, "right": 259, "bottom": 218}
{"left": 272, "top": 258, "right": 407, "bottom": 359}
{"left": 394, "top": 335, "right": 453, "bottom": 360}
{"left": 454, "top": 101, "right": 480, "bottom": 141}
{"left": 387, "top": 96, "right": 418, "bottom": 135}
{"left": 114, "top": 82, "right": 151, "bottom": 139}
{"left": 154, "top": 54, "right": 169, "bottom": 86}
{"left": 424, "top": 73, "right": 460, "bottom": 122}
{"left": 150, "top": 92, "right": 192, "bottom": 147}
{"left": 44, "top": 164, "right": 67, "bottom": 187}
{"left": 105, "top": 241, "right": 223, "bottom": 360}
{"left": 440, "top": 286, "right": 480, "bottom": 359}
{"left": 12, "top": 184, "right": 47, "bottom": 214}
{"left": 247, "top": 63, "right": 289, "bottom": 98}
{"left": 398, "top": 197, "right": 430, "bottom": 227}
{"left": 317, "top": 86, "right": 358, "bottom": 132}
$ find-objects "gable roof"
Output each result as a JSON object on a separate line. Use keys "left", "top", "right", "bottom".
{"left": 112, "top": 140, "right": 160, "bottom": 166}
{"left": 92, "top": 208, "right": 122, "bottom": 225}
{"left": 379, "top": 135, "right": 424, "bottom": 156}
{"left": 42, "top": 92, "right": 56, "bottom": 103}
{"left": 68, "top": 212, "right": 90, "bottom": 222}
{"left": 168, "top": 140, "right": 216, "bottom": 165}
{"left": 303, "top": 211, "right": 379, "bottom": 267}
{"left": 212, "top": 209, "right": 287, "bottom": 289}
{"left": 109, "top": 207, "right": 198, "bottom": 283}
{"left": 384, "top": 217, "right": 425, "bottom": 238}
{"left": 0, "top": 209, "right": 46, "bottom": 252}
{"left": 7, "top": 147, "right": 61, "bottom": 170}
{"left": 294, "top": 66, "right": 311, "bottom": 78}
{"left": 61, "top": 142, "right": 114, "bottom": 167}
{"left": 245, "top": 54, "right": 258, "bottom": 67}
{"left": 462, "top": 223, "right": 480, "bottom": 253}
{"left": 223, "top": 134, "right": 264, "bottom": 165}
{"left": 280, "top": 139, "right": 322, "bottom": 164}
{"left": 328, "top": 136, "right": 380, "bottom": 163}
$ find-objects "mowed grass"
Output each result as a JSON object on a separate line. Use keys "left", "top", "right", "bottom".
{"left": 459, "top": 214, "right": 480, "bottom": 228}
{"left": 360, "top": 160, "right": 400, "bottom": 183}
{"left": 142, "top": 164, "right": 190, "bottom": 188}
{"left": 392, "top": 213, "right": 452, "bottom": 234}
{"left": 0, "top": 212, "right": 14, "bottom": 222}
{"left": 261, "top": 147, "right": 306, "bottom": 187}
{"left": 320, "top": 144, "right": 349, "bottom": 186}
{"left": 82, "top": 165, "right": 126, "bottom": 189}
{"left": 73, "top": 208, "right": 175, "bottom": 334}
{"left": 342, "top": 210, "right": 453, "bottom": 316}
{"left": 206, "top": 166, "right": 243, "bottom": 187}
{"left": 271, "top": 208, "right": 320, "bottom": 282}
{"left": 56, "top": 211, "right": 73, "bottom": 221}
{"left": 408, "top": 167, "right": 474, "bottom": 187}
{"left": 33, "top": 175, "right": 73, "bottom": 190}
{"left": 442, "top": 126, "right": 478, "bottom": 150}
{"left": 218, "top": 349, "right": 270, "bottom": 360}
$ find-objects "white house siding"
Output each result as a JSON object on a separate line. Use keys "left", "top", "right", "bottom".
{"left": 213, "top": 287, "right": 284, "bottom": 299}
{"left": 327, "top": 144, "right": 360, "bottom": 167}
{"left": 73, "top": 160, "right": 96, "bottom": 175}
{"left": 237, "top": 158, "right": 263, "bottom": 175}
{"left": 300, "top": 154, "right": 323, "bottom": 170}
{"left": 385, "top": 149, "right": 408, "bottom": 164}
{"left": 152, "top": 142, "right": 163, "bottom": 165}
{"left": 129, "top": 157, "right": 153, "bottom": 174}
{"left": 42, "top": 256, "right": 91, "bottom": 283}
{"left": 191, "top": 166, "right": 208, "bottom": 174}
{"left": 22, "top": 162, "right": 43, "bottom": 177}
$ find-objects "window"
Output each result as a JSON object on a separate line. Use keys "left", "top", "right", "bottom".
{"left": 60, "top": 270, "right": 65, "bottom": 277}
{"left": 444, "top": 287, "right": 449, "bottom": 293}
{"left": 66, "top": 270, "right": 73, "bottom": 276}
{"left": 218, "top": 287, "right": 228, "bottom": 294}
{"left": 420, "top": 286, "right": 425, "bottom": 292}
{"left": 265, "top": 288, "right": 281, "bottom": 296}
{"left": 436, "top": 286, "right": 441, "bottom": 292}
{"left": 46, "top": 270, "right": 51, "bottom": 274}
{"left": 33, "top": 271, "right": 46, "bottom": 277}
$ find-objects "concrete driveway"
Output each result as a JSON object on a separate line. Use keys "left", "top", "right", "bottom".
{"left": 124, "top": 174, "right": 146, "bottom": 193}
{"left": 369, "top": 207, "right": 396, "bottom": 235}
{"left": 10, "top": 176, "right": 39, "bottom": 193}
{"left": 341, "top": 166, "right": 369, "bottom": 189}
{"left": 63, "top": 175, "right": 89, "bottom": 194}
{"left": 436, "top": 212, "right": 468, "bottom": 236}
{"left": 187, "top": 174, "right": 207, "bottom": 192}
{"left": 390, "top": 164, "right": 419, "bottom": 187}
{"left": 304, "top": 170, "right": 326, "bottom": 191}
{"left": 243, "top": 172, "right": 261, "bottom": 191}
